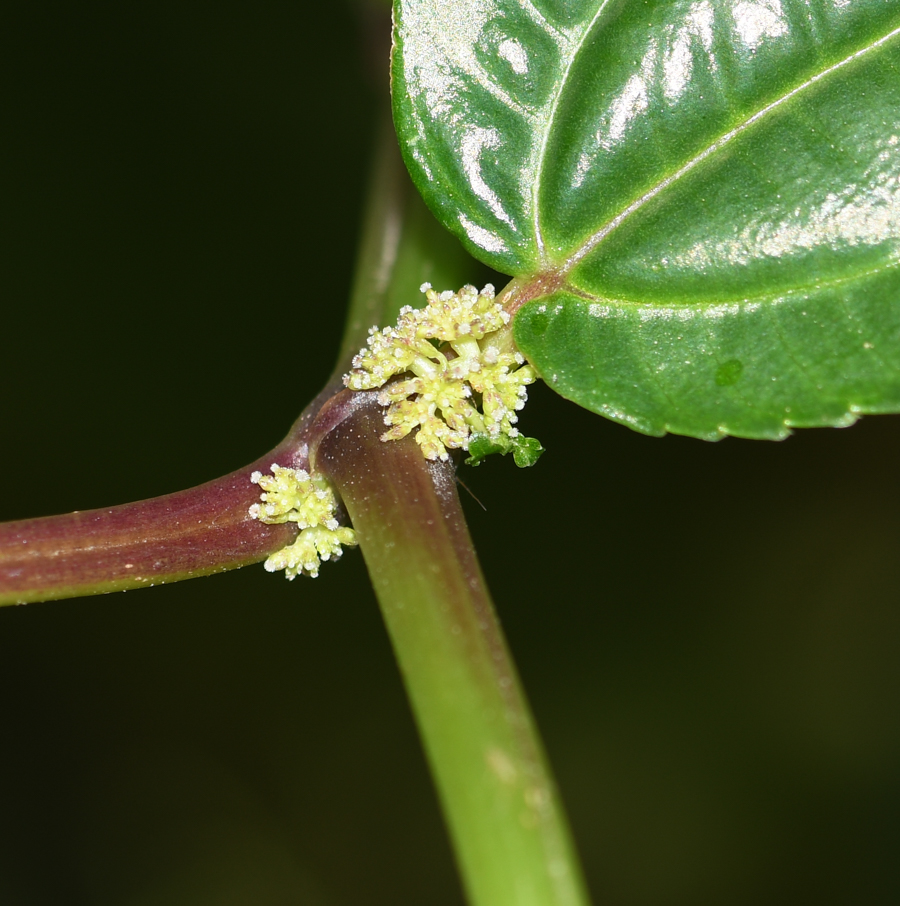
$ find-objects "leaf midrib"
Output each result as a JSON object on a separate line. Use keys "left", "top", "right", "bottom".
{"left": 530, "top": 0, "right": 616, "bottom": 264}
{"left": 551, "top": 22, "right": 900, "bottom": 278}
{"left": 554, "top": 256, "right": 900, "bottom": 311}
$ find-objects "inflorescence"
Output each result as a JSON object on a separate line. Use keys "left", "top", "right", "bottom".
{"left": 251, "top": 284, "right": 542, "bottom": 580}
{"left": 343, "top": 283, "right": 541, "bottom": 464}
{"left": 249, "top": 465, "right": 357, "bottom": 579}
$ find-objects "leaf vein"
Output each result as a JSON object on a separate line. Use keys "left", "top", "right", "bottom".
{"left": 565, "top": 23, "right": 900, "bottom": 270}
{"left": 565, "top": 257, "right": 900, "bottom": 310}
{"left": 530, "top": 0, "right": 616, "bottom": 264}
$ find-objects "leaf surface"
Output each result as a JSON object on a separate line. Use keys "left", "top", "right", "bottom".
{"left": 393, "top": 0, "right": 900, "bottom": 438}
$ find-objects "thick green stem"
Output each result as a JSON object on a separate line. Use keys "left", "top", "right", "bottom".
{"left": 336, "top": 108, "right": 485, "bottom": 375}
{"left": 316, "top": 395, "right": 591, "bottom": 906}
{"left": 334, "top": 114, "right": 411, "bottom": 372}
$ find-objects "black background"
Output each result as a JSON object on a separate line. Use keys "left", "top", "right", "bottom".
{"left": 2, "top": 3, "right": 899, "bottom": 904}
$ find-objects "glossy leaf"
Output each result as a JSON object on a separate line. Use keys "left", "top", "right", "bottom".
{"left": 393, "top": 0, "right": 900, "bottom": 438}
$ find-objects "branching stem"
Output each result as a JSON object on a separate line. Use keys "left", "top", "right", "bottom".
{"left": 0, "top": 381, "right": 340, "bottom": 606}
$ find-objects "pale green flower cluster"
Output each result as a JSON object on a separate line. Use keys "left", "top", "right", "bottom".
{"left": 249, "top": 465, "right": 357, "bottom": 579}
{"left": 344, "top": 284, "right": 536, "bottom": 462}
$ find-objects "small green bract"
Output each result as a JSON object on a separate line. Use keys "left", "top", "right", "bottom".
{"left": 249, "top": 465, "right": 357, "bottom": 579}
{"left": 465, "top": 433, "right": 545, "bottom": 468}
{"left": 344, "top": 284, "right": 541, "bottom": 463}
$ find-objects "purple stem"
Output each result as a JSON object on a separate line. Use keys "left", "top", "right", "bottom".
{"left": 0, "top": 381, "right": 343, "bottom": 606}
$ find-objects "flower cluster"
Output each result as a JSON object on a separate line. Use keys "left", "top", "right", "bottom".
{"left": 344, "top": 284, "right": 537, "bottom": 462}
{"left": 249, "top": 465, "right": 357, "bottom": 579}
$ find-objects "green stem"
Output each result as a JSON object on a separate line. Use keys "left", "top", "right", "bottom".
{"left": 336, "top": 107, "right": 486, "bottom": 375}
{"left": 334, "top": 114, "right": 411, "bottom": 372}
{"left": 316, "top": 395, "right": 591, "bottom": 906}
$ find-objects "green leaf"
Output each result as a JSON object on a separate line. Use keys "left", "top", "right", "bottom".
{"left": 393, "top": 0, "right": 602, "bottom": 274}
{"left": 392, "top": 0, "right": 900, "bottom": 439}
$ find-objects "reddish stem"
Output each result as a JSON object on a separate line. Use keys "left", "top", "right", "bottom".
{"left": 0, "top": 380, "right": 345, "bottom": 606}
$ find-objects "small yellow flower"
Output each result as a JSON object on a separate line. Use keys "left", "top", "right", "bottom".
{"left": 412, "top": 283, "right": 509, "bottom": 341}
{"left": 344, "top": 284, "right": 538, "bottom": 462}
{"left": 249, "top": 465, "right": 357, "bottom": 579}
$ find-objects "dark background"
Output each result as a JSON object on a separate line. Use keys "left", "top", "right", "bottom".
{"left": 2, "top": 3, "right": 899, "bottom": 904}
